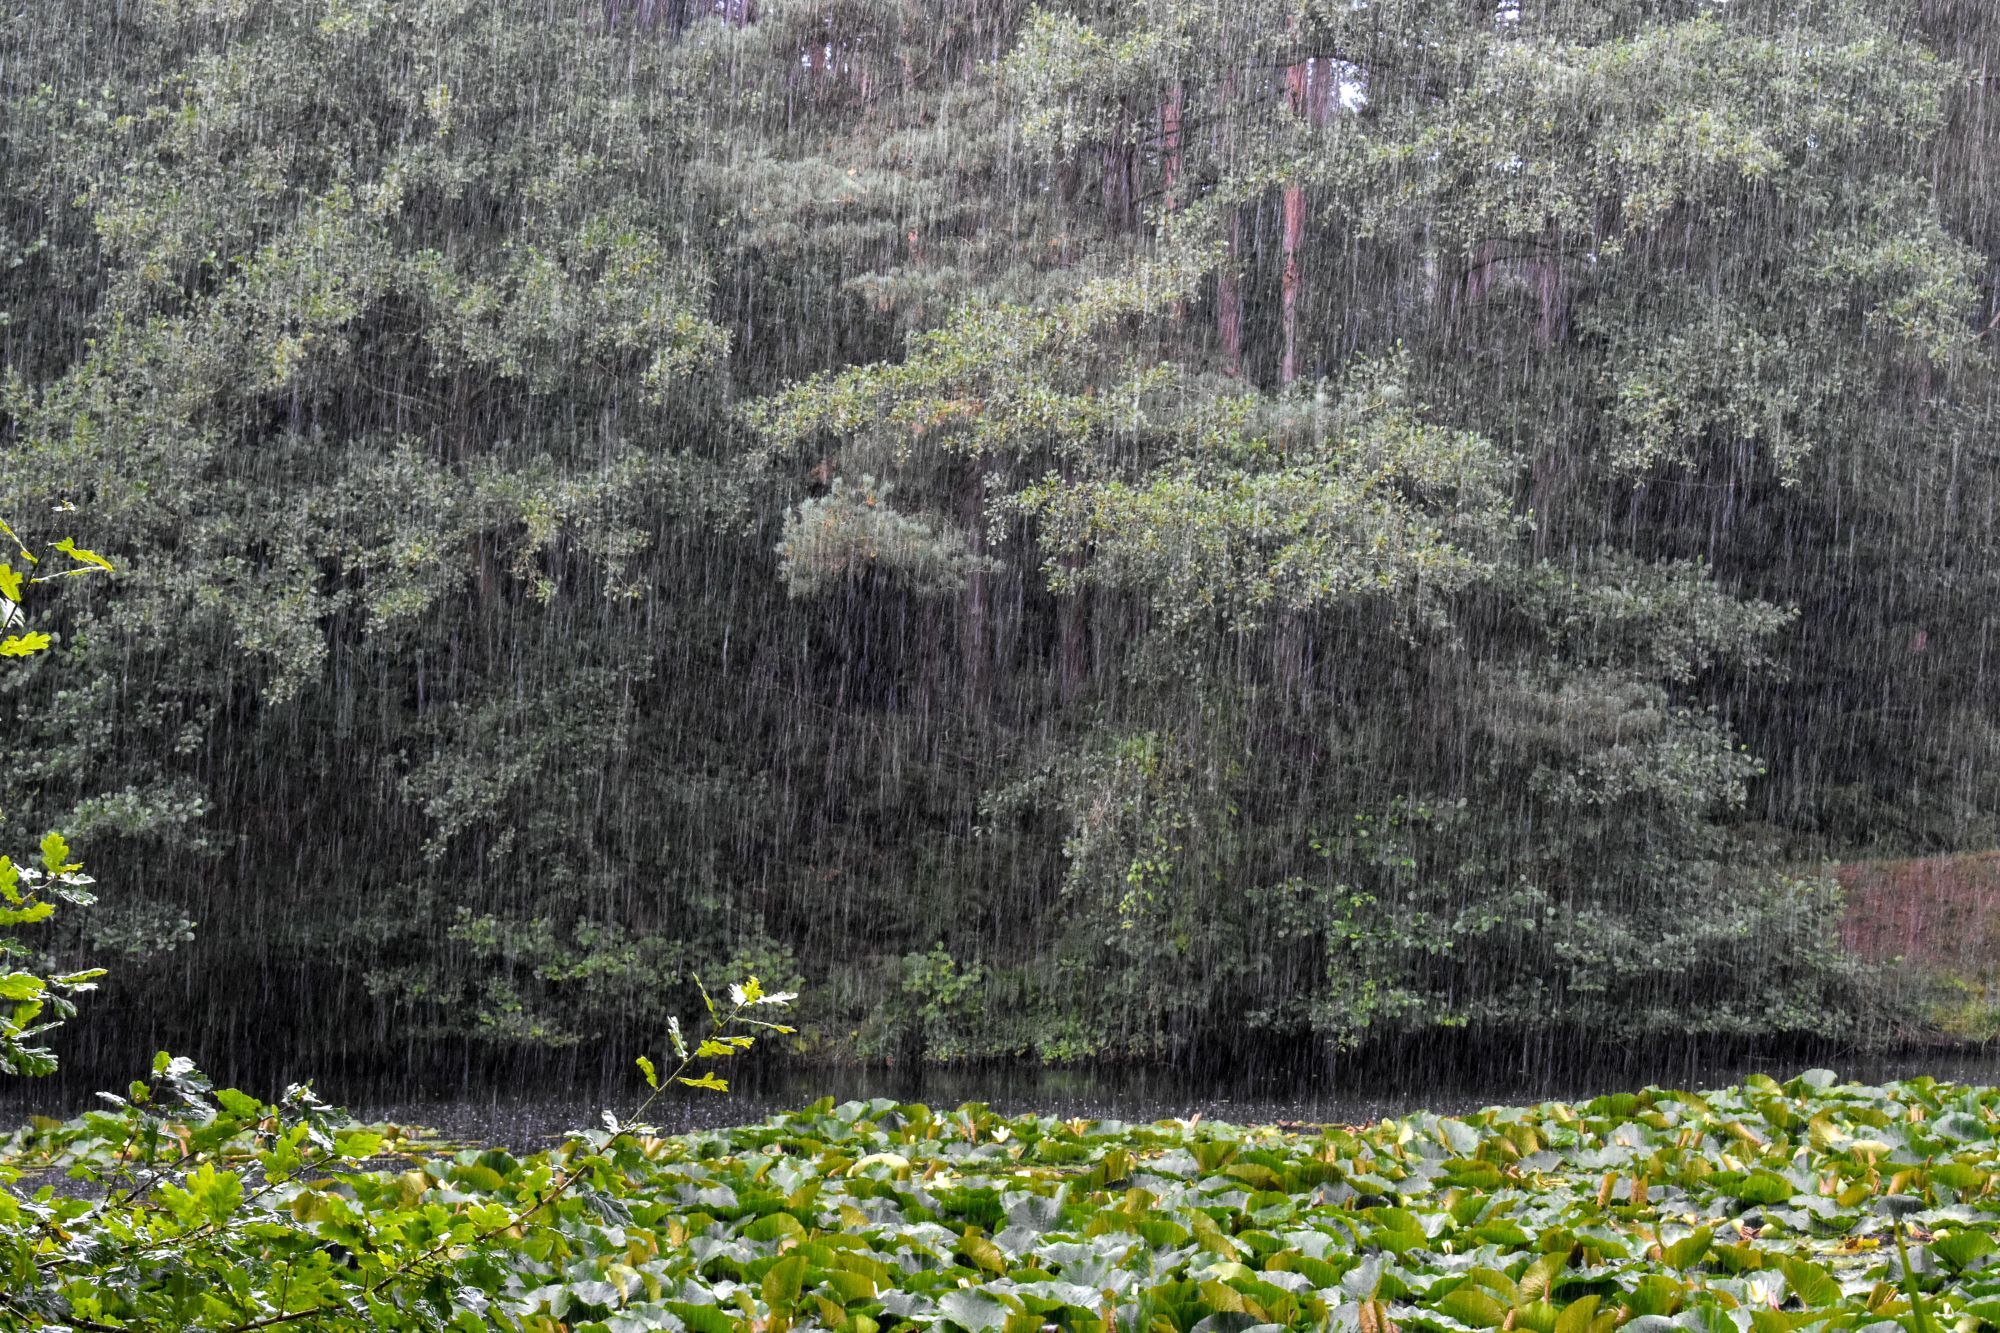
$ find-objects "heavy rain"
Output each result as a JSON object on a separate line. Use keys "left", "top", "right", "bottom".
{"left": 6, "top": 0, "right": 2000, "bottom": 1327}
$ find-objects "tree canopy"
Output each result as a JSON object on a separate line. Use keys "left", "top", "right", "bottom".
{"left": 4, "top": 0, "right": 1995, "bottom": 1071}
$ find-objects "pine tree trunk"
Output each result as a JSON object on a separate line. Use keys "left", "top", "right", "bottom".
{"left": 1059, "top": 572, "right": 1087, "bottom": 704}
{"left": 960, "top": 464, "right": 989, "bottom": 710}
{"left": 1218, "top": 209, "right": 1244, "bottom": 375}
{"left": 1102, "top": 104, "right": 1137, "bottom": 234}
{"left": 1215, "top": 72, "right": 1244, "bottom": 376}
{"left": 1281, "top": 178, "right": 1306, "bottom": 387}
{"left": 1058, "top": 463, "right": 1088, "bottom": 703}
{"left": 1280, "top": 61, "right": 1313, "bottom": 388}
{"left": 1162, "top": 82, "right": 1186, "bottom": 321}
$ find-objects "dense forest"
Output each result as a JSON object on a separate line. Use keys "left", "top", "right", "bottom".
{"left": 3, "top": 0, "right": 1998, "bottom": 1075}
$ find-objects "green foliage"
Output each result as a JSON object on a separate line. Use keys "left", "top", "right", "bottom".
{"left": 0, "top": 518, "right": 114, "bottom": 661}
{"left": 0, "top": 834, "right": 106, "bottom": 1077}
{"left": 4, "top": 0, "right": 1992, "bottom": 1065}
{"left": 11, "top": 1071, "right": 2000, "bottom": 1331}
{"left": 0, "top": 978, "right": 794, "bottom": 1328}
{"left": 860, "top": 944, "right": 994, "bottom": 1062}
{"left": 1012, "top": 358, "right": 1519, "bottom": 632}
{"left": 777, "top": 478, "right": 997, "bottom": 599}
{"left": 0, "top": 520, "right": 116, "bottom": 1076}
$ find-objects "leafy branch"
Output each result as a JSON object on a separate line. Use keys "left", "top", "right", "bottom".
{"left": 0, "top": 976, "right": 797, "bottom": 1330}
{"left": 241, "top": 976, "right": 800, "bottom": 1332}
{"left": 1, "top": 515, "right": 118, "bottom": 1078}
{"left": 0, "top": 514, "right": 115, "bottom": 659}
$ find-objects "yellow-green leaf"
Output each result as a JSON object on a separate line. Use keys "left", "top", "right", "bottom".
{"left": 1774, "top": 1256, "right": 1840, "bottom": 1309}
{"left": 40, "top": 832, "right": 78, "bottom": 875}
{"left": 1556, "top": 1295, "right": 1602, "bottom": 1333}
{"left": 52, "top": 538, "right": 113, "bottom": 572}
{"left": 1520, "top": 1250, "right": 1569, "bottom": 1301}
{"left": 0, "top": 972, "right": 47, "bottom": 1001}
{"left": 960, "top": 1230, "right": 1008, "bottom": 1275}
{"left": 763, "top": 1253, "right": 808, "bottom": 1312}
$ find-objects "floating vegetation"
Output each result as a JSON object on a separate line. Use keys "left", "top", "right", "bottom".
{"left": 9, "top": 1073, "right": 2000, "bottom": 1331}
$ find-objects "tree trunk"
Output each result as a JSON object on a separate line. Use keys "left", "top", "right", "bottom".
{"left": 1218, "top": 209, "right": 1244, "bottom": 376}
{"left": 1280, "top": 63, "right": 1312, "bottom": 384}
{"left": 1102, "top": 105, "right": 1137, "bottom": 235}
{"left": 960, "top": 465, "right": 989, "bottom": 710}
{"left": 1214, "top": 71, "right": 1245, "bottom": 374}
{"left": 1058, "top": 462, "right": 1088, "bottom": 703}
{"left": 1280, "top": 178, "right": 1306, "bottom": 387}
{"left": 1162, "top": 82, "right": 1187, "bottom": 320}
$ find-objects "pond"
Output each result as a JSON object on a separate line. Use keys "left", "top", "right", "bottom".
{"left": 12, "top": 1044, "right": 1998, "bottom": 1149}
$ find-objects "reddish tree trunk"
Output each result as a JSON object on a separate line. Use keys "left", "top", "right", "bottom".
{"left": 1279, "top": 61, "right": 1326, "bottom": 388}
{"left": 1218, "top": 210, "right": 1244, "bottom": 375}
{"left": 1281, "top": 179, "right": 1307, "bottom": 387}
{"left": 1215, "top": 72, "right": 1244, "bottom": 375}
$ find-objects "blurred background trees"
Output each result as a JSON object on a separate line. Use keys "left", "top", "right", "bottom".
{"left": 2, "top": 0, "right": 1993, "bottom": 1075}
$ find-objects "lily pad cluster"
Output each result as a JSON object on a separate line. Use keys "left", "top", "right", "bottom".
{"left": 7, "top": 1072, "right": 2000, "bottom": 1332}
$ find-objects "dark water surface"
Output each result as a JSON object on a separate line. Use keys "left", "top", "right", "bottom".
{"left": 13, "top": 1048, "right": 2000, "bottom": 1152}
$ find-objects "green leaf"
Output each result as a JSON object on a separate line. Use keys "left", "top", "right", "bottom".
{"left": 336, "top": 1130, "right": 385, "bottom": 1159}
{"left": 663, "top": 1303, "right": 741, "bottom": 1333}
{"left": 743, "top": 1212, "right": 806, "bottom": 1242}
{"left": 1519, "top": 1250, "right": 1569, "bottom": 1301}
{"left": 52, "top": 537, "right": 113, "bottom": 572}
{"left": 1435, "top": 1286, "right": 1509, "bottom": 1329}
{"left": 0, "top": 901, "right": 55, "bottom": 927}
{"left": 187, "top": 1161, "right": 244, "bottom": 1224}
{"left": 1555, "top": 1295, "right": 1601, "bottom": 1333}
{"left": 39, "top": 832, "right": 78, "bottom": 875}
{"left": 0, "top": 972, "right": 46, "bottom": 1001}
{"left": 1662, "top": 1227, "right": 1713, "bottom": 1270}
{"left": 636, "top": 1055, "right": 658, "bottom": 1088}
{"left": 936, "top": 1289, "right": 1017, "bottom": 1333}
{"left": 960, "top": 1230, "right": 1009, "bottom": 1275}
{"left": 1932, "top": 1230, "right": 1996, "bottom": 1273}
{"left": 1723, "top": 1171, "right": 1795, "bottom": 1205}
{"left": 1773, "top": 1255, "right": 1840, "bottom": 1309}
{"left": 762, "top": 1252, "right": 808, "bottom": 1312}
